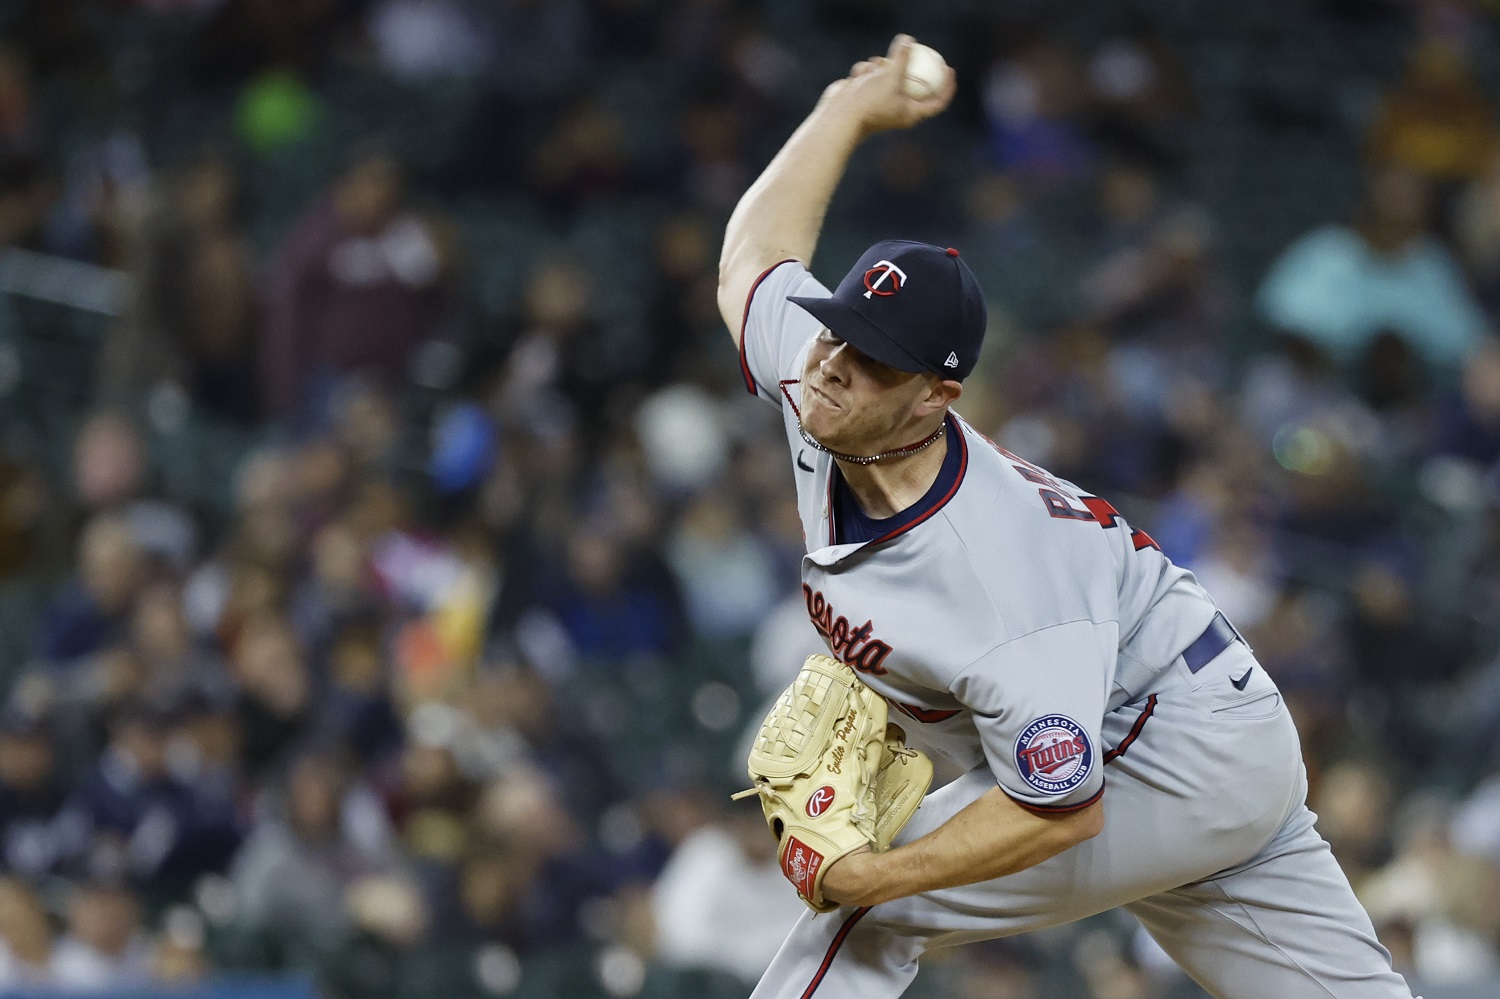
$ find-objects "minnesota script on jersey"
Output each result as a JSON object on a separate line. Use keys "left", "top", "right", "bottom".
{"left": 738, "top": 260, "right": 1223, "bottom": 811}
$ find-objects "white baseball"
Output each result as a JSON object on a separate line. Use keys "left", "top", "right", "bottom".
{"left": 903, "top": 43, "right": 948, "bottom": 100}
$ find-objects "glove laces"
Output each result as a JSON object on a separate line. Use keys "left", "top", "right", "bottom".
{"left": 731, "top": 736, "right": 883, "bottom": 838}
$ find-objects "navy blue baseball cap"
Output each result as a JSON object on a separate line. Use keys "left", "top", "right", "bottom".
{"left": 788, "top": 240, "right": 987, "bottom": 381}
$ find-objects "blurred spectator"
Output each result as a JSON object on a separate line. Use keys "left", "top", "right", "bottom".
{"left": 1453, "top": 151, "right": 1500, "bottom": 312}
{"left": 99, "top": 156, "right": 260, "bottom": 424}
{"left": 666, "top": 491, "right": 779, "bottom": 639}
{"left": 37, "top": 513, "right": 143, "bottom": 665}
{"left": 366, "top": 0, "right": 490, "bottom": 83}
{"left": 69, "top": 701, "right": 241, "bottom": 891}
{"left": 450, "top": 767, "right": 615, "bottom": 953}
{"left": 72, "top": 412, "right": 146, "bottom": 512}
{"left": 1238, "top": 335, "right": 1367, "bottom": 449}
{"left": 320, "top": 630, "right": 403, "bottom": 768}
{"left": 667, "top": 96, "right": 752, "bottom": 214}
{"left": 131, "top": 580, "right": 232, "bottom": 710}
{"left": 231, "top": 748, "right": 402, "bottom": 957}
{"left": 1081, "top": 165, "right": 1223, "bottom": 355}
{"left": 42, "top": 130, "right": 149, "bottom": 267}
{"left": 1361, "top": 805, "right": 1500, "bottom": 985}
{"left": 542, "top": 528, "right": 684, "bottom": 660}
{"left": 747, "top": 595, "right": 826, "bottom": 701}
{"left": 70, "top": 412, "right": 197, "bottom": 568}
{"left": 0, "top": 150, "right": 54, "bottom": 250}
{"left": 1073, "top": 927, "right": 1153, "bottom": 999}
{"left": 483, "top": 0, "right": 592, "bottom": 105}
{"left": 0, "top": 449, "right": 47, "bottom": 582}
{"left": 981, "top": 36, "right": 1096, "bottom": 187}
{"left": 0, "top": 711, "right": 81, "bottom": 879}
{"left": 1345, "top": 558, "right": 1463, "bottom": 692}
{"left": 642, "top": 213, "right": 724, "bottom": 382}
{"left": 391, "top": 730, "right": 475, "bottom": 867}
{"left": 49, "top": 882, "right": 152, "bottom": 990}
{"left": 527, "top": 99, "right": 634, "bottom": 215}
{"left": 1357, "top": 330, "right": 1432, "bottom": 416}
{"left": 1256, "top": 165, "right": 1486, "bottom": 371}
{"left": 634, "top": 382, "right": 729, "bottom": 495}
{"left": 649, "top": 808, "right": 804, "bottom": 983}
{"left": 943, "top": 938, "right": 1047, "bottom": 999}
{"left": 493, "top": 257, "right": 607, "bottom": 429}
{"left": 263, "top": 151, "right": 452, "bottom": 424}
{"left": 319, "top": 872, "right": 429, "bottom": 999}
{"left": 465, "top": 662, "right": 619, "bottom": 826}
{"left": 1084, "top": 29, "right": 1195, "bottom": 167}
{"left": 0, "top": 877, "right": 52, "bottom": 989}
{"left": 859, "top": 136, "right": 955, "bottom": 239}
{"left": 1367, "top": 39, "right": 1498, "bottom": 187}
{"left": 290, "top": 520, "right": 384, "bottom": 658}
{"left": 433, "top": 844, "right": 533, "bottom": 952}
{"left": 1312, "top": 759, "right": 1396, "bottom": 886}
{"left": 230, "top": 614, "right": 314, "bottom": 779}
{"left": 1452, "top": 767, "right": 1500, "bottom": 865}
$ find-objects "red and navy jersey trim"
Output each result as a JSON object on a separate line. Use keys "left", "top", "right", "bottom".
{"left": 820, "top": 413, "right": 969, "bottom": 548}
{"left": 827, "top": 467, "right": 837, "bottom": 547}
{"left": 865, "top": 417, "right": 967, "bottom": 546}
{"left": 779, "top": 378, "right": 804, "bottom": 415}
{"left": 799, "top": 904, "right": 872, "bottom": 998}
{"left": 893, "top": 701, "right": 962, "bottom": 724}
{"left": 1103, "top": 694, "right": 1158, "bottom": 764}
{"left": 738, "top": 258, "right": 800, "bottom": 397}
{"left": 1004, "top": 784, "right": 1105, "bottom": 816}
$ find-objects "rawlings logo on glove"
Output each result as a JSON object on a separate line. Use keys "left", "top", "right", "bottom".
{"left": 732, "top": 654, "right": 934, "bottom": 912}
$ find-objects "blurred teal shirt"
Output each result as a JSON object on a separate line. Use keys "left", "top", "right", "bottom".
{"left": 1255, "top": 225, "right": 1488, "bottom": 368}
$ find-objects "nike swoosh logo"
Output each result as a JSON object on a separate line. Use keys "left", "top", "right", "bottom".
{"left": 1231, "top": 667, "right": 1253, "bottom": 691}
{"left": 797, "top": 450, "right": 814, "bottom": 473}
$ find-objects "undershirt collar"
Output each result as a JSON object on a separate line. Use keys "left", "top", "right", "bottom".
{"left": 832, "top": 413, "right": 963, "bottom": 546}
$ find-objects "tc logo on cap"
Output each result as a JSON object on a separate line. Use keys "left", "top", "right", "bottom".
{"left": 863, "top": 260, "right": 907, "bottom": 299}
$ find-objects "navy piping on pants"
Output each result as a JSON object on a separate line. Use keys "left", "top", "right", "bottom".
{"left": 800, "top": 906, "right": 873, "bottom": 998}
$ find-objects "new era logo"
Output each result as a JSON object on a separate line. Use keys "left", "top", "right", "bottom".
{"left": 943, "top": 352, "right": 959, "bottom": 369}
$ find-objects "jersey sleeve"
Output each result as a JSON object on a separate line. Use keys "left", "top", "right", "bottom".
{"left": 948, "top": 621, "right": 1114, "bottom": 813}
{"left": 737, "top": 259, "right": 829, "bottom": 404}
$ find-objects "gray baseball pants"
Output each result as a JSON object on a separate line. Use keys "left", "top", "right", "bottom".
{"left": 750, "top": 642, "right": 1417, "bottom": 999}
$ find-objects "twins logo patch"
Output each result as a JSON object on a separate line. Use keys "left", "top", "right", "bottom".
{"left": 1014, "top": 715, "right": 1094, "bottom": 796}
{"left": 806, "top": 786, "right": 836, "bottom": 817}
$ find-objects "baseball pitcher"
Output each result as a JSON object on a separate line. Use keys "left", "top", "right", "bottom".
{"left": 716, "top": 34, "right": 1419, "bottom": 999}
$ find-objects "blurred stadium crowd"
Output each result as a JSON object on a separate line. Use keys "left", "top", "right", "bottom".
{"left": 1, "top": 0, "right": 1500, "bottom": 997}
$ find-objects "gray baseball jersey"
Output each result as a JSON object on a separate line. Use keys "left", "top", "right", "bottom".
{"left": 735, "top": 260, "right": 1419, "bottom": 999}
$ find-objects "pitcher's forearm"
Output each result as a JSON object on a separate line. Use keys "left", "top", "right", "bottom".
{"left": 822, "top": 788, "right": 1105, "bottom": 907}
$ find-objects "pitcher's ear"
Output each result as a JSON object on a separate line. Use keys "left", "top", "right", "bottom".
{"left": 916, "top": 377, "right": 962, "bottom": 416}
